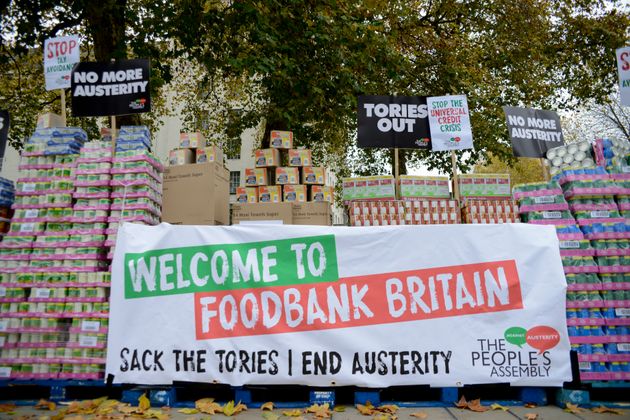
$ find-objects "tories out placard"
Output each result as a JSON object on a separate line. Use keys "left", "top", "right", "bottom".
{"left": 503, "top": 107, "right": 564, "bottom": 158}
{"left": 106, "top": 223, "right": 571, "bottom": 387}
{"left": 71, "top": 59, "right": 151, "bottom": 117}
{"left": 358, "top": 95, "right": 431, "bottom": 149}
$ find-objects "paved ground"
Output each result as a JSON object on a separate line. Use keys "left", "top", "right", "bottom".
{"left": 1, "top": 405, "right": 630, "bottom": 420}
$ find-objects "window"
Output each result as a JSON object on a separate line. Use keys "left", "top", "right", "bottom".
{"left": 225, "top": 136, "right": 241, "bottom": 160}
{"left": 229, "top": 171, "right": 241, "bottom": 194}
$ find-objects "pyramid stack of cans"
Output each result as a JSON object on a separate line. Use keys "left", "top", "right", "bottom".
{"left": 0, "top": 126, "right": 163, "bottom": 381}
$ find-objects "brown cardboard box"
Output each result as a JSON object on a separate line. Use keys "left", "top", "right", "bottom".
{"left": 255, "top": 148, "right": 281, "bottom": 167}
{"left": 259, "top": 185, "right": 282, "bottom": 203}
{"left": 235, "top": 187, "right": 258, "bottom": 203}
{"left": 162, "top": 161, "right": 229, "bottom": 225}
{"left": 180, "top": 132, "right": 205, "bottom": 148}
{"left": 275, "top": 167, "right": 300, "bottom": 185}
{"left": 283, "top": 185, "right": 307, "bottom": 202}
{"left": 292, "top": 202, "right": 332, "bottom": 225}
{"left": 270, "top": 130, "right": 293, "bottom": 149}
{"left": 232, "top": 203, "right": 293, "bottom": 224}
{"left": 196, "top": 145, "right": 223, "bottom": 164}
{"left": 169, "top": 149, "right": 195, "bottom": 166}
{"left": 302, "top": 166, "right": 325, "bottom": 185}
{"left": 244, "top": 168, "right": 269, "bottom": 186}
{"left": 36, "top": 113, "right": 65, "bottom": 128}
{"left": 288, "top": 149, "right": 312, "bottom": 166}
{"left": 310, "top": 185, "right": 334, "bottom": 202}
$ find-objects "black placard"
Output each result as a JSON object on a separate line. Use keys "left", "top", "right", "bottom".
{"left": 503, "top": 106, "right": 564, "bottom": 158}
{"left": 0, "top": 110, "right": 9, "bottom": 158}
{"left": 71, "top": 59, "right": 151, "bottom": 117}
{"left": 358, "top": 95, "right": 431, "bottom": 149}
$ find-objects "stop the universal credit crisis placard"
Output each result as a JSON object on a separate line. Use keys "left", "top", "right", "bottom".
{"left": 106, "top": 223, "right": 572, "bottom": 387}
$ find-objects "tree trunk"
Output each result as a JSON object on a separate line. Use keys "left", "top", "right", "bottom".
{"left": 83, "top": 0, "right": 139, "bottom": 127}
{"left": 390, "top": 149, "right": 408, "bottom": 176}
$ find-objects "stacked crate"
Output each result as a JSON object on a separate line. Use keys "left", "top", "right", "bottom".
{"left": 238, "top": 130, "right": 332, "bottom": 204}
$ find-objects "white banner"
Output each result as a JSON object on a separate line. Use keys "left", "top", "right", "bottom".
{"left": 106, "top": 223, "right": 571, "bottom": 387}
{"left": 617, "top": 47, "right": 630, "bottom": 107}
{"left": 428, "top": 95, "right": 474, "bottom": 151}
{"left": 44, "top": 35, "right": 81, "bottom": 91}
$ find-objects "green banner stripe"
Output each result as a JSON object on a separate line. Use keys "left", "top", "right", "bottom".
{"left": 124, "top": 234, "right": 338, "bottom": 299}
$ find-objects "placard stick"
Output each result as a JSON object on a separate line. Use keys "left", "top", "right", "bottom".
{"left": 540, "top": 158, "right": 550, "bottom": 181}
{"left": 451, "top": 150, "right": 460, "bottom": 201}
{"left": 394, "top": 148, "right": 399, "bottom": 179}
{"left": 111, "top": 115, "right": 117, "bottom": 151}
{"left": 60, "top": 90, "right": 67, "bottom": 126}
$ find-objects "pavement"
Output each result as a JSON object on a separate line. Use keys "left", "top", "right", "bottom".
{"left": 1, "top": 405, "right": 630, "bottom": 420}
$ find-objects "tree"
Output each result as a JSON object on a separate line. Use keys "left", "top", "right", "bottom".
{"left": 179, "top": 0, "right": 629, "bottom": 175}
{"left": 474, "top": 153, "right": 545, "bottom": 186}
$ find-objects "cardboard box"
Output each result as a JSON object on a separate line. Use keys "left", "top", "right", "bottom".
{"left": 311, "top": 185, "right": 334, "bottom": 202}
{"left": 292, "top": 202, "right": 331, "bottom": 225}
{"left": 169, "top": 149, "right": 195, "bottom": 166}
{"left": 231, "top": 203, "right": 293, "bottom": 224}
{"left": 275, "top": 167, "right": 300, "bottom": 185}
{"left": 196, "top": 145, "right": 223, "bottom": 164}
{"left": 302, "top": 166, "right": 325, "bottom": 185}
{"left": 162, "top": 161, "right": 229, "bottom": 225}
{"left": 235, "top": 187, "right": 258, "bottom": 204}
{"left": 288, "top": 149, "right": 312, "bottom": 166}
{"left": 270, "top": 130, "right": 293, "bottom": 149}
{"left": 398, "top": 175, "right": 450, "bottom": 199}
{"left": 36, "top": 113, "right": 65, "bottom": 129}
{"left": 255, "top": 148, "right": 281, "bottom": 167}
{"left": 244, "top": 168, "right": 269, "bottom": 186}
{"left": 180, "top": 132, "right": 205, "bottom": 148}
{"left": 283, "top": 185, "right": 307, "bottom": 202}
{"left": 457, "top": 174, "right": 511, "bottom": 197}
{"left": 259, "top": 185, "right": 282, "bottom": 203}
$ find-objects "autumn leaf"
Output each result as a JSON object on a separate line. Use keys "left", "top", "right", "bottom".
{"left": 116, "top": 404, "right": 137, "bottom": 415}
{"left": 454, "top": 396, "right": 467, "bottom": 409}
{"left": 35, "top": 399, "right": 56, "bottom": 411}
{"left": 305, "top": 403, "right": 331, "bottom": 418}
{"left": 490, "top": 403, "right": 509, "bottom": 411}
{"left": 95, "top": 400, "right": 119, "bottom": 415}
{"left": 177, "top": 408, "right": 199, "bottom": 414}
{"left": 262, "top": 411, "right": 280, "bottom": 420}
{"left": 0, "top": 404, "right": 16, "bottom": 412}
{"left": 564, "top": 403, "right": 583, "bottom": 414}
{"left": 138, "top": 394, "right": 151, "bottom": 412}
{"left": 409, "top": 412, "right": 428, "bottom": 419}
{"left": 196, "top": 398, "right": 223, "bottom": 415}
{"left": 356, "top": 403, "right": 375, "bottom": 416}
{"left": 261, "top": 402, "right": 274, "bottom": 411}
{"left": 143, "top": 408, "right": 169, "bottom": 420}
{"left": 524, "top": 414, "right": 538, "bottom": 420}
{"left": 467, "top": 399, "right": 489, "bottom": 413}
{"left": 333, "top": 406, "right": 346, "bottom": 412}
{"left": 223, "top": 401, "right": 247, "bottom": 416}
{"left": 377, "top": 405, "right": 398, "bottom": 414}
{"left": 524, "top": 403, "right": 537, "bottom": 408}
{"left": 282, "top": 409, "right": 303, "bottom": 417}
{"left": 591, "top": 405, "right": 625, "bottom": 415}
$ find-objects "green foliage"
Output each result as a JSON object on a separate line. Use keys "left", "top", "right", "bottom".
{"left": 474, "top": 153, "right": 545, "bottom": 186}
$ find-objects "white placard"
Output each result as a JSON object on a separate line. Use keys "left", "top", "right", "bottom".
{"left": 428, "top": 95, "right": 473, "bottom": 152}
{"left": 618, "top": 343, "right": 630, "bottom": 352}
{"left": 615, "top": 308, "right": 630, "bottom": 317}
{"left": 44, "top": 35, "right": 81, "bottom": 91}
{"left": 79, "top": 334, "right": 98, "bottom": 347}
{"left": 106, "top": 223, "right": 571, "bottom": 387}
{"left": 81, "top": 320, "right": 101, "bottom": 332}
{"left": 617, "top": 47, "right": 630, "bottom": 107}
{"left": 0, "top": 367, "right": 11, "bottom": 378}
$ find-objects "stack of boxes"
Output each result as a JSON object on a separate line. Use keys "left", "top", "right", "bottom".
{"left": 0, "top": 178, "right": 15, "bottom": 239}
{"left": 169, "top": 132, "right": 223, "bottom": 166}
{"left": 348, "top": 199, "right": 460, "bottom": 226}
{"left": 461, "top": 200, "right": 520, "bottom": 224}
{"left": 0, "top": 125, "right": 163, "bottom": 381}
{"left": 237, "top": 130, "right": 333, "bottom": 204}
